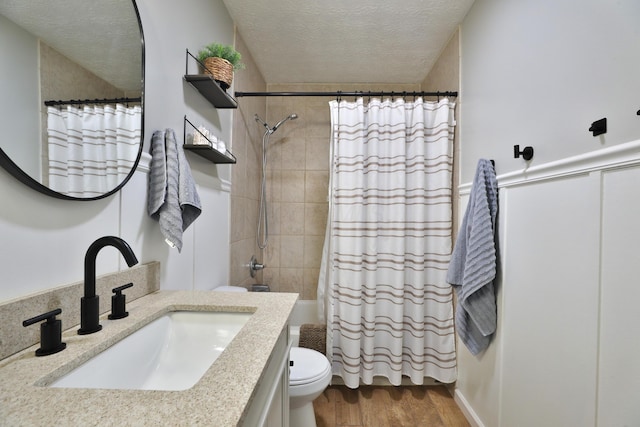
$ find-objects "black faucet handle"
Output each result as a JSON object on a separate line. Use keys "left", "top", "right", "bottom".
{"left": 112, "top": 282, "right": 134, "bottom": 294}
{"left": 23, "top": 308, "right": 67, "bottom": 357}
{"left": 108, "top": 282, "right": 134, "bottom": 320}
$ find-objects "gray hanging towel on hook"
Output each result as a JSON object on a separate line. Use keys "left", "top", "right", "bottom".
{"left": 446, "top": 158, "right": 498, "bottom": 355}
{"left": 147, "top": 129, "right": 201, "bottom": 252}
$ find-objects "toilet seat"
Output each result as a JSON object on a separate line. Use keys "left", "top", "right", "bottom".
{"left": 289, "top": 347, "right": 331, "bottom": 386}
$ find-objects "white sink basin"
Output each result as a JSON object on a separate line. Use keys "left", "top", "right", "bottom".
{"left": 50, "top": 311, "right": 252, "bottom": 391}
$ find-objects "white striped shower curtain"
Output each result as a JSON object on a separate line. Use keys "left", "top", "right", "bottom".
{"left": 318, "top": 97, "right": 457, "bottom": 388}
{"left": 47, "top": 104, "right": 141, "bottom": 197}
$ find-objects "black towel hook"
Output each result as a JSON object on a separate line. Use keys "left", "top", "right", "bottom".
{"left": 589, "top": 118, "right": 607, "bottom": 136}
{"left": 514, "top": 145, "right": 534, "bottom": 161}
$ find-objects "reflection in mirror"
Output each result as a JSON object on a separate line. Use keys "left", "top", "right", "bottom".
{"left": 0, "top": 0, "right": 144, "bottom": 200}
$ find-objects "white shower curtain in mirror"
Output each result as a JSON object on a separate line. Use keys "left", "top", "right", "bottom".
{"left": 47, "top": 104, "right": 141, "bottom": 197}
{"left": 319, "top": 97, "right": 457, "bottom": 387}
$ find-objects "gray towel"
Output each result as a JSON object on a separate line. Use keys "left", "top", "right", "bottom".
{"left": 147, "top": 129, "right": 201, "bottom": 252}
{"left": 447, "top": 159, "right": 498, "bottom": 355}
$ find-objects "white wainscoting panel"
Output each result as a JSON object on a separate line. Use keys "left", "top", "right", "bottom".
{"left": 499, "top": 174, "right": 600, "bottom": 427}
{"left": 598, "top": 166, "right": 640, "bottom": 426}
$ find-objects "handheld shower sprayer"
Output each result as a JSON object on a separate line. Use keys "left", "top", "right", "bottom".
{"left": 254, "top": 112, "right": 299, "bottom": 249}
{"left": 271, "top": 113, "right": 298, "bottom": 132}
{"left": 254, "top": 113, "right": 298, "bottom": 134}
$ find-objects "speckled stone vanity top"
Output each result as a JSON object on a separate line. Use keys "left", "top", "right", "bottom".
{"left": 0, "top": 290, "right": 298, "bottom": 426}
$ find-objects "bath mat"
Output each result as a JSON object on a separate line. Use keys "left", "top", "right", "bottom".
{"left": 299, "top": 323, "right": 326, "bottom": 355}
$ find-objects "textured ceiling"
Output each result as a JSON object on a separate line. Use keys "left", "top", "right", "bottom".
{"left": 0, "top": 0, "right": 141, "bottom": 92}
{"left": 222, "top": 0, "right": 475, "bottom": 84}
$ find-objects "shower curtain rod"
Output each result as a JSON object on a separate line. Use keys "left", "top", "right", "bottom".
{"left": 44, "top": 97, "right": 142, "bottom": 107}
{"left": 234, "top": 90, "right": 457, "bottom": 99}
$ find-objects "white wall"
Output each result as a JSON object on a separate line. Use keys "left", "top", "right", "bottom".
{"left": 459, "top": 0, "right": 640, "bottom": 183}
{"left": 456, "top": 0, "right": 640, "bottom": 425}
{"left": 0, "top": 0, "right": 235, "bottom": 303}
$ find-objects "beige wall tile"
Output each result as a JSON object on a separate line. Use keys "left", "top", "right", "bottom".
{"left": 280, "top": 137, "right": 306, "bottom": 171}
{"left": 304, "top": 203, "right": 328, "bottom": 236}
{"left": 264, "top": 235, "right": 281, "bottom": 268}
{"left": 279, "top": 268, "right": 304, "bottom": 294}
{"left": 303, "top": 268, "right": 321, "bottom": 300}
{"left": 305, "top": 171, "right": 329, "bottom": 203}
{"left": 281, "top": 170, "right": 305, "bottom": 202}
{"left": 303, "top": 235, "right": 324, "bottom": 270}
{"left": 280, "top": 235, "right": 304, "bottom": 267}
{"left": 266, "top": 201, "right": 281, "bottom": 236}
{"left": 306, "top": 137, "right": 330, "bottom": 171}
{"left": 281, "top": 203, "right": 305, "bottom": 235}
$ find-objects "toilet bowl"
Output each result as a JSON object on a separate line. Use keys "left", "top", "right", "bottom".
{"left": 289, "top": 346, "right": 331, "bottom": 427}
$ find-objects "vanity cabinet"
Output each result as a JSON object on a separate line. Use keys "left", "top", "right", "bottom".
{"left": 241, "top": 325, "right": 291, "bottom": 427}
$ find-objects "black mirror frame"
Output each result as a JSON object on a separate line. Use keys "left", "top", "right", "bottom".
{"left": 0, "top": 0, "right": 145, "bottom": 201}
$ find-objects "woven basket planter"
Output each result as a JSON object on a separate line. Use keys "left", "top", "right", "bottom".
{"left": 203, "top": 57, "right": 233, "bottom": 90}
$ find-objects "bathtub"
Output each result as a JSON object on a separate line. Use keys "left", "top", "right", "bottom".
{"left": 289, "top": 300, "right": 319, "bottom": 347}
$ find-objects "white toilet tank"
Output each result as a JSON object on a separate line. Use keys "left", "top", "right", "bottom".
{"left": 212, "top": 286, "right": 248, "bottom": 292}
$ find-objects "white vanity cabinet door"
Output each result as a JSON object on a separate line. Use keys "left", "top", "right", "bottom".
{"left": 264, "top": 353, "right": 289, "bottom": 427}
{"left": 499, "top": 174, "right": 600, "bottom": 427}
{"left": 241, "top": 326, "right": 290, "bottom": 427}
{"left": 598, "top": 166, "right": 640, "bottom": 426}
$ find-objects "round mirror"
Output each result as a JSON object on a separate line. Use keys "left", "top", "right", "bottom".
{"left": 0, "top": 0, "right": 144, "bottom": 200}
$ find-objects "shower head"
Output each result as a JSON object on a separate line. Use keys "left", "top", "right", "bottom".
{"left": 271, "top": 113, "right": 298, "bottom": 133}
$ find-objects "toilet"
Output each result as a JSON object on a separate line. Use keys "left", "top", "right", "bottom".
{"left": 289, "top": 346, "right": 331, "bottom": 427}
{"left": 211, "top": 285, "right": 331, "bottom": 426}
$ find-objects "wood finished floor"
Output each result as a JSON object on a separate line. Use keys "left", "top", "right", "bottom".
{"left": 313, "top": 385, "right": 470, "bottom": 427}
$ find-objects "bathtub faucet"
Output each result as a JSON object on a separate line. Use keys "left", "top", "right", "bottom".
{"left": 249, "top": 255, "right": 264, "bottom": 278}
{"left": 78, "top": 236, "right": 139, "bottom": 335}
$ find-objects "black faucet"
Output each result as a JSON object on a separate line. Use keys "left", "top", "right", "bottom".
{"left": 78, "top": 236, "right": 139, "bottom": 335}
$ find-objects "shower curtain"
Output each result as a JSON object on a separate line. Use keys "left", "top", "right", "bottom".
{"left": 47, "top": 103, "right": 142, "bottom": 197}
{"left": 319, "top": 97, "right": 457, "bottom": 387}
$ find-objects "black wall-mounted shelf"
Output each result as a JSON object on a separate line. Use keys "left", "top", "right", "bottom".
{"left": 183, "top": 143, "right": 237, "bottom": 163}
{"left": 184, "top": 74, "right": 238, "bottom": 109}
{"left": 184, "top": 49, "right": 237, "bottom": 109}
{"left": 183, "top": 116, "right": 236, "bottom": 164}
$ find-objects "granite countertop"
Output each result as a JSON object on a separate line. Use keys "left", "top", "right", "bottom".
{"left": 0, "top": 290, "right": 298, "bottom": 426}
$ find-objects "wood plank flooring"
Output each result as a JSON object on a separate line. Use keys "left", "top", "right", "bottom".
{"left": 313, "top": 385, "right": 470, "bottom": 427}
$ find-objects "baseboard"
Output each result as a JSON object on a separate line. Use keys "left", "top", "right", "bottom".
{"left": 454, "top": 389, "right": 485, "bottom": 427}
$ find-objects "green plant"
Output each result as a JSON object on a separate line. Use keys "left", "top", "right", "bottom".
{"left": 197, "top": 42, "right": 245, "bottom": 71}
